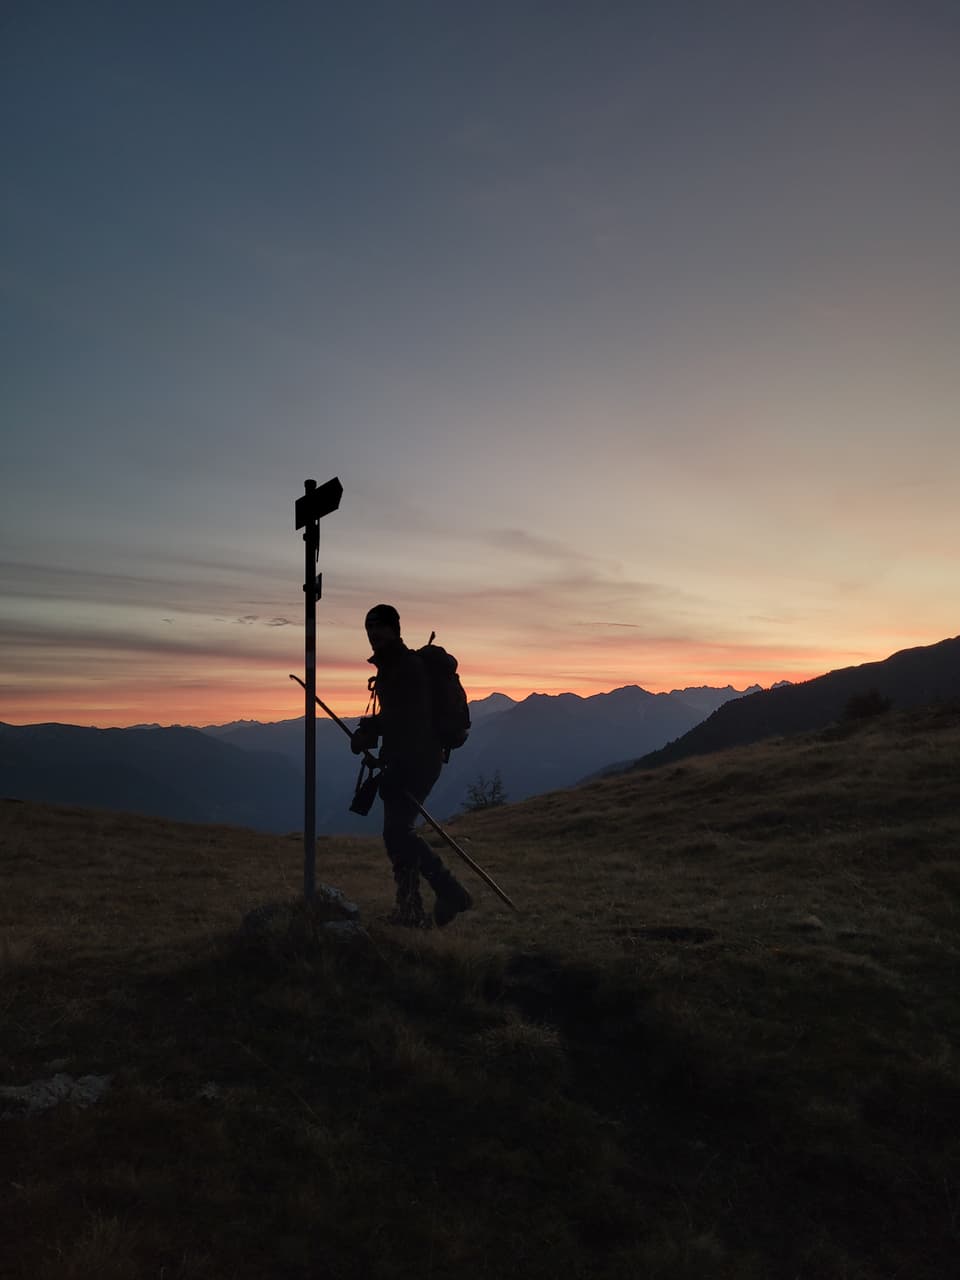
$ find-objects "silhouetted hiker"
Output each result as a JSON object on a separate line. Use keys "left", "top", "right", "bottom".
{"left": 351, "top": 603, "right": 473, "bottom": 928}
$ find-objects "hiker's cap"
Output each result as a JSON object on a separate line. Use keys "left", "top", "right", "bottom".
{"left": 365, "top": 603, "right": 400, "bottom": 632}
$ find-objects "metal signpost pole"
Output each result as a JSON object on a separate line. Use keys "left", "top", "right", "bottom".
{"left": 294, "top": 476, "right": 342, "bottom": 902}
{"left": 303, "top": 487, "right": 319, "bottom": 900}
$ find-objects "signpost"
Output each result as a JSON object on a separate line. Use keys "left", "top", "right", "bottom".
{"left": 294, "top": 476, "right": 342, "bottom": 901}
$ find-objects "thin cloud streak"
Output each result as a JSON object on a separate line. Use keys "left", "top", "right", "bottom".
{"left": 0, "top": 619, "right": 298, "bottom": 664}
{"left": 0, "top": 558, "right": 296, "bottom": 615}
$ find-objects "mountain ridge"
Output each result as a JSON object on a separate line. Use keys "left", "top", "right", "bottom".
{"left": 202, "top": 681, "right": 767, "bottom": 820}
{"left": 634, "top": 634, "right": 960, "bottom": 771}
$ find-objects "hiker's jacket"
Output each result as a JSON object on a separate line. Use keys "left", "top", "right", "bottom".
{"left": 364, "top": 639, "right": 443, "bottom": 775}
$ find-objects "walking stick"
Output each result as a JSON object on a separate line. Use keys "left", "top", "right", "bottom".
{"left": 289, "top": 675, "right": 519, "bottom": 913}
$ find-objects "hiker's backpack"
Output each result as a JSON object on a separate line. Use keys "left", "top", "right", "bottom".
{"left": 417, "top": 633, "right": 470, "bottom": 757}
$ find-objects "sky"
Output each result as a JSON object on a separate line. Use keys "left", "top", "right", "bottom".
{"left": 2, "top": 1, "right": 958, "bottom": 726}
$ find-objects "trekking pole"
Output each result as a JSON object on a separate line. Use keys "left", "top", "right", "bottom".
{"left": 288, "top": 674, "right": 519, "bottom": 913}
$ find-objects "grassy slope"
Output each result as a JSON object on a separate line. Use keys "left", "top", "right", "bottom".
{"left": 1, "top": 704, "right": 958, "bottom": 1279}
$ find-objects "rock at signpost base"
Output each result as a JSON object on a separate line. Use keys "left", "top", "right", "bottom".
{"left": 241, "top": 887, "right": 367, "bottom": 949}
{"left": 316, "top": 884, "right": 360, "bottom": 919}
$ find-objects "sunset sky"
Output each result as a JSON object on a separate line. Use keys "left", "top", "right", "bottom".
{"left": 3, "top": 2, "right": 958, "bottom": 726}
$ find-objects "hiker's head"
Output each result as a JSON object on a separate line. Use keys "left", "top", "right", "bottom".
{"left": 365, "top": 603, "right": 401, "bottom": 651}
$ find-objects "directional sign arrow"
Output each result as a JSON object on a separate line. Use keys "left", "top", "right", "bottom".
{"left": 295, "top": 476, "right": 343, "bottom": 530}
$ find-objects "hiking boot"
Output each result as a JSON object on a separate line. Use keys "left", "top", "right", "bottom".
{"left": 388, "top": 868, "right": 430, "bottom": 929}
{"left": 385, "top": 901, "right": 431, "bottom": 929}
{"left": 432, "top": 879, "right": 473, "bottom": 928}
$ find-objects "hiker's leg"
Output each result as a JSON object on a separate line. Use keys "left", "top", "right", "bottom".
{"left": 381, "top": 771, "right": 427, "bottom": 872}
{"left": 381, "top": 770, "right": 435, "bottom": 925}
{"left": 382, "top": 764, "right": 471, "bottom": 926}
{"left": 381, "top": 763, "right": 443, "bottom": 867}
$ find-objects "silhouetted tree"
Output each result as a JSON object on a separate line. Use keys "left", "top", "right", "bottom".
{"left": 464, "top": 770, "right": 507, "bottom": 812}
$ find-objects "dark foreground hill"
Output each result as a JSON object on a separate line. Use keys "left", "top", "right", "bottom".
{"left": 2, "top": 702, "right": 958, "bottom": 1279}
{"left": 636, "top": 634, "right": 960, "bottom": 770}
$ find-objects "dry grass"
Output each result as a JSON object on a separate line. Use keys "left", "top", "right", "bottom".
{"left": 1, "top": 703, "right": 959, "bottom": 1278}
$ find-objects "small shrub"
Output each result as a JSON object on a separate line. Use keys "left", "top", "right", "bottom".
{"left": 844, "top": 688, "right": 892, "bottom": 721}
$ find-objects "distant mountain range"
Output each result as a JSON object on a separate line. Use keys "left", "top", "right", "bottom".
{"left": 632, "top": 635, "right": 960, "bottom": 771}
{"left": 426, "top": 683, "right": 765, "bottom": 818}
{"left": 3, "top": 636, "right": 956, "bottom": 834}
{"left": 0, "top": 722, "right": 300, "bottom": 831}
{"left": 197, "top": 681, "right": 770, "bottom": 827}
{"left": 0, "top": 681, "right": 762, "bottom": 834}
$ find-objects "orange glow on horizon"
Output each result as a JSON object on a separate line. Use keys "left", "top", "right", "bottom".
{"left": 4, "top": 629, "right": 947, "bottom": 728}
{"left": 3, "top": 659, "right": 844, "bottom": 727}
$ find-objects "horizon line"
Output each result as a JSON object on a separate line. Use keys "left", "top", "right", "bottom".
{"left": 1, "top": 674, "right": 801, "bottom": 731}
